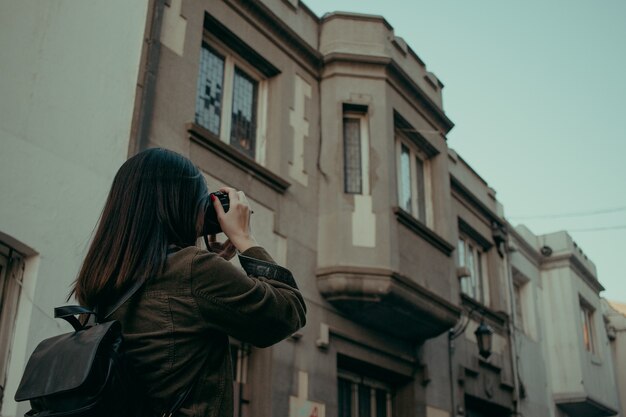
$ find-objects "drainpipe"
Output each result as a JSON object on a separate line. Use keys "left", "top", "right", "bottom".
{"left": 448, "top": 332, "right": 457, "bottom": 417}
{"left": 503, "top": 235, "right": 522, "bottom": 416}
{"left": 131, "top": 0, "right": 165, "bottom": 154}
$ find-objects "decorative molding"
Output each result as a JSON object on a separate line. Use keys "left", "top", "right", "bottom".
{"left": 393, "top": 111, "right": 440, "bottom": 157}
{"left": 203, "top": 13, "right": 280, "bottom": 78}
{"left": 450, "top": 175, "right": 505, "bottom": 228}
{"left": 187, "top": 123, "right": 291, "bottom": 194}
{"left": 507, "top": 224, "right": 542, "bottom": 266}
{"left": 555, "top": 394, "right": 618, "bottom": 417}
{"left": 386, "top": 60, "right": 454, "bottom": 133}
{"left": 223, "top": 0, "right": 322, "bottom": 76}
{"left": 540, "top": 253, "right": 604, "bottom": 293}
{"left": 316, "top": 265, "right": 461, "bottom": 340}
{"left": 394, "top": 207, "right": 455, "bottom": 256}
{"left": 321, "top": 12, "right": 394, "bottom": 30}
{"left": 321, "top": 52, "right": 454, "bottom": 133}
{"left": 458, "top": 217, "right": 493, "bottom": 250}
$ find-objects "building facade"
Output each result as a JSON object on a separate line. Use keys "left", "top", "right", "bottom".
{"left": 0, "top": 1, "right": 623, "bottom": 417}
{"left": 509, "top": 227, "right": 621, "bottom": 417}
{"left": 604, "top": 301, "right": 626, "bottom": 416}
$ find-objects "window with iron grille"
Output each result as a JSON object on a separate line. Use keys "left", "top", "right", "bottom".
{"left": 343, "top": 115, "right": 366, "bottom": 194}
{"left": 195, "top": 42, "right": 264, "bottom": 161}
{"left": 338, "top": 370, "right": 393, "bottom": 417}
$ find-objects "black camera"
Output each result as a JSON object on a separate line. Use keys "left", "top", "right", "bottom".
{"left": 202, "top": 191, "right": 230, "bottom": 235}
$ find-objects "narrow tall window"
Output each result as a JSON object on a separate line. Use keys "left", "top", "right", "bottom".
{"left": 230, "top": 68, "right": 258, "bottom": 159}
{"left": 399, "top": 144, "right": 412, "bottom": 212}
{"left": 457, "top": 236, "right": 487, "bottom": 304}
{"left": 580, "top": 302, "right": 595, "bottom": 353}
{"left": 338, "top": 378, "right": 353, "bottom": 417}
{"left": 195, "top": 45, "right": 225, "bottom": 135}
{"left": 414, "top": 156, "right": 426, "bottom": 221}
{"left": 343, "top": 117, "right": 362, "bottom": 194}
{"left": 513, "top": 281, "right": 524, "bottom": 330}
{"left": 396, "top": 135, "right": 431, "bottom": 225}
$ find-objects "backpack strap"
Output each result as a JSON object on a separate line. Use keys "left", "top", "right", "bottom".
{"left": 101, "top": 278, "right": 147, "bottom": 321}
{"left": 54, "top": 306, "right": 95, "bottom": 331}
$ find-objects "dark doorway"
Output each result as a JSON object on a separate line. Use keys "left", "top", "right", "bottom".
{"left": 465, "top": 395, "right": 511, "bottom": 417}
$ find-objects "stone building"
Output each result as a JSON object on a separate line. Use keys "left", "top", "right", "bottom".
{"left": 509, "top": 227, "right": 620, "bottom": 417}
{"left": 0, "top": 1, "right": 622, "bottom": 417}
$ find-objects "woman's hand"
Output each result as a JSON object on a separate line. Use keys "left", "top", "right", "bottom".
{"left": 211, "top": 187, "right": 258, "bottom": 252}
{"left": 206, "top": 235, "right": 237, "bottom": 260}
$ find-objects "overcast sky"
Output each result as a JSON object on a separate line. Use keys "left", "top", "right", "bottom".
{"left": 307, "top": 0, "right": 626, "bottom": 302}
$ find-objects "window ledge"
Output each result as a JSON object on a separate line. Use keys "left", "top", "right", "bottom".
{"left": 393, "top": 207, "right": 454, "bottom": 256}
{"left": 187, "top": 122, "right": 290, "bottom": 194}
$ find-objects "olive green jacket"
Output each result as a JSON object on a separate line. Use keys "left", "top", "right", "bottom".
{"left": 110, "top": 246, "right": 307, "bottom": 417}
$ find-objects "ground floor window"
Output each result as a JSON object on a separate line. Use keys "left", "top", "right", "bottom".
{"left": 338, "top": 369, "right": 393, "bottom": 417}
{"left": 0, "top": 241, "right": 24, "bottom": 408}
{"left": 465, "top": 395, "right": 510, "bottom": 417}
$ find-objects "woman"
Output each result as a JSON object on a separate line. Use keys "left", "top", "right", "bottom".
{"left": 71, "top": 148, "right": 306, "bottom": 416}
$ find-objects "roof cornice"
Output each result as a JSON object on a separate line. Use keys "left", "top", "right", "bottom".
{"left": 541, "top": 253, "right": 605, "bottom": 294}
{"left": 450, "top": 175, "right": 505, "bottom": 228}
{"left": 223, "top": 0, "right": 322, "bottom": 77}
{"left": 322, "top": 52, "right": 454, "bottom": 133}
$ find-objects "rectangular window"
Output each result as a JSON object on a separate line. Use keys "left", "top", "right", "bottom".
{"left": 230, "top": 68, "right": 258, "bottom": 159}
{"left": 0, "top": 242, "right": 24, "bottom": 408}
{"left": 195, "top": 42, "right": 266, "bottom": 162}
{"left": 580, "top": 302, "right": 595, "bottom": 353}
{"left": 343, "top": 110, "right": 370, "bottom": 195}
{"left": 399, "top": 144, "right": 412, "bottom": 212}
{"left": 196, "top": 46, "right": 225, "bottom": 135}
{"left": 343, "top": 117, "right": 363, "bottom": 194}
{"left": 396, "top": 136, "right": 431, "bottom": 225}
{"left": 338, "top": 371, "right": 392, "bottom": 417}
{"left": 457, "top": 236, "right": 487, "bottom": 304}
{"left": 513, "top": 281, "right": 524, "bottom": 330}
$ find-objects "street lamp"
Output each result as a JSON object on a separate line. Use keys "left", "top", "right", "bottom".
{"left": 474, "top": 320, "right": 494, "bottom": 359}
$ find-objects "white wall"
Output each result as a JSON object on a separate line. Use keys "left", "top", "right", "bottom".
{"left": 539, "top": 232, "right": 620, "bottom": 414}
{"left": 0, "top": 1, "right": 149, "bottom": 415}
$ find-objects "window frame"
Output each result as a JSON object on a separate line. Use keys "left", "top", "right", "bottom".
{"left": 343, "top": 111, "right": 370, "bottom": 195}
{"left": 395, "top": 131, "right": 433, "bottom": 227}
{"left": 0, "top": 242, "right": 24, "bottom": 408}
{"left": 457, "top": 235, "right": 489, "bottom": 305}
{"left": 338, "top": 369, "right": 393, "bottom": 417}
{"left": 579, "top": 300, "right": 596, "bottom": 354}
{"left": 195, "top": 35, "right": 269, "bottom": 165}
{"left": 513, "top": 280, "right": 524, "bottom": 331}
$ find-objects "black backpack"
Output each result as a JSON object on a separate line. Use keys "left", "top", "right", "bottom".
{"left": 14, "top": 280, "right": 193, "bottom": 417}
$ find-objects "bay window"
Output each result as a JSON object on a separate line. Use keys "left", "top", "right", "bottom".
{"left": 396, "top": 136, "right": 431, "bottom": 226}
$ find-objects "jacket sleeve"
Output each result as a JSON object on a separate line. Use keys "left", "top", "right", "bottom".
{"left": 189, "top": 247, "right": 307, "bottom": 347}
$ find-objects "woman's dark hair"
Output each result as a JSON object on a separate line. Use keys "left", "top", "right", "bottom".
{"left": 71, "top": 148, "right": 208, "bottom": 308}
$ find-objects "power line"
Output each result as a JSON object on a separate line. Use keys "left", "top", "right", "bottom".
{"left": 568, "top": 225, "right": 626, "bottom": 233}
{"left": 509, "top": 205, "right": 626, "bottom": 220}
